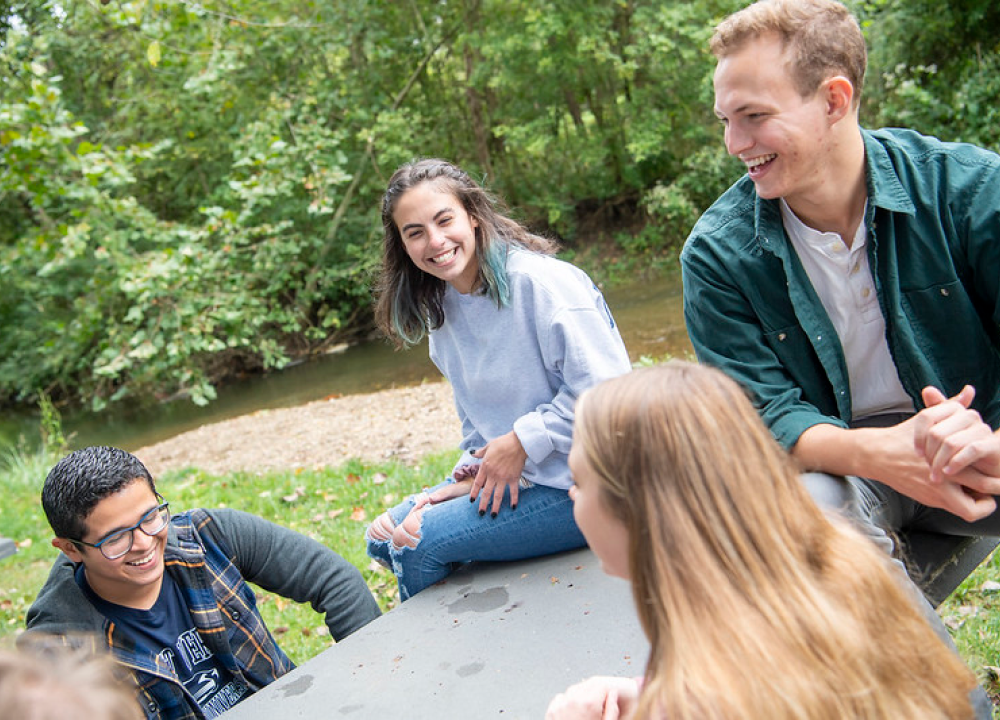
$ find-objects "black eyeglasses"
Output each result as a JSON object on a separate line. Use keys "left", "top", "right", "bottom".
{"left": 72, "top": 497, "right": 171, "bottom": 560}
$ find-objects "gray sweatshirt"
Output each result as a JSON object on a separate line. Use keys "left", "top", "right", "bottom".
{"left": 430, "top": 248, "right": 631, "bottom": 490}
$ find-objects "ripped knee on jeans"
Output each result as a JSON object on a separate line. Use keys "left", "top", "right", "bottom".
{"left": 366, "top": 511, "right": 397, "bottom": 543}
{"left": 390, "top": 506, "right": 425, "bottom": 550}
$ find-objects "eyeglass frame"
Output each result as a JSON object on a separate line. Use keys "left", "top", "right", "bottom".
{"left": 70, "top": 494, "right": 171, "bottom": 560}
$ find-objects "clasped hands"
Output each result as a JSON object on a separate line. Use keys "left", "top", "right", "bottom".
{"left": 898, "top": 385, "right": 1000, "bottom": 521}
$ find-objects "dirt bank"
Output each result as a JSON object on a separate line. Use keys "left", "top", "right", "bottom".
{"left": 134, "top": 381, "right": 462, "bottom": 477}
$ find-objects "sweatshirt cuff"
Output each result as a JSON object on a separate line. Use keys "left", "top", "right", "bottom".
{"left": 513, "top": 413, "right": 554, "bottom": 463}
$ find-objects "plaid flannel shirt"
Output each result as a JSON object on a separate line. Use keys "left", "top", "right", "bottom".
{"left": 111, "top": 509, "right": 295, "bottom": 718}
{"left": 26, "top": 506, "right": 379, "bottom": 719}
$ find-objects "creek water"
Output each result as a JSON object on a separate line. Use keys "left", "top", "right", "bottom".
{"left": 3, "top": 270, "right": 688, "bottom": 453}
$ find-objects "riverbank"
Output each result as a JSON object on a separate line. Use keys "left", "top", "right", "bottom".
{"left": 135, "top": 380, "right": 462, "bottom": 477}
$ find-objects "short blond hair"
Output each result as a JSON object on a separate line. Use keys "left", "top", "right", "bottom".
{"left": 0, "top": 639, "right": 141, "bottom": 720}
{"left": 711, "top": 0, "right": 866, "bottom": 101}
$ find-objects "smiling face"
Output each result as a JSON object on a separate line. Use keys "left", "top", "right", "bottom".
{"left": 713, "top": 33, "right": 837, "bottom": 207}
{"left": 568, "top": 442, "right": 631, "bottom": 580}
{"left": 53, "top": 479, "right": 167, "bottom": 609}
{"left": 392, "top": 182, "right": 480, "bottom": 294}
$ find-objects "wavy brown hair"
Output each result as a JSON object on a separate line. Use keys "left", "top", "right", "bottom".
{"left": 711, "top": 0, "right": 867, "bottom": 104}
{"left": 374, "top": 158, "right": 557, "bottom": 348}
{"left": 573, "top": 362, "right": 976, "bottom": 720}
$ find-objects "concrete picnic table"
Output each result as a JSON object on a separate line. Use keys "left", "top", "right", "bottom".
{"left": 226, "top": 547, "right": 647, "bottom": 720}
{"left": 0, "top": 536, "right": 16, "bottom": 561}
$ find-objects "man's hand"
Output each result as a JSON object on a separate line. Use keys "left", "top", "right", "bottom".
{"left": 468, "top": 431, "right": 528, "bottom": 517}
{"left": 794, "top": 412, "right": 999, "bottom": 522}
{"left": 913, "top": 385, "right": 1000, "bottom": 481}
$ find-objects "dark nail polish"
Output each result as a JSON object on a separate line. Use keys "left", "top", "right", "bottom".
{"left": 491, "top": 511, "right": 498, "bottom": 519}
{"left": 470, "top": 496, "right": 476, "bottom": 503}
{"left": 479, "top": 509, "right": 486, "bottom": 517}
{"left": 511, "top": 504, "right": 517, "bottom": 511}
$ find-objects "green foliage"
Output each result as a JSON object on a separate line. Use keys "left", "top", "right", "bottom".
{"left": 1, "top": 0, "right": 737, "bottom": 412}
{"left": 2, "top": 0, "right": 997, "bottom": 411}
{"left": 860, "top": 0, "right": 1000, "bottom": 150}
{"left": 619, "top": 144, "right": 742, "bottom": 262}
{"left": 37, "top": 392, "right": 67, "bottom": 456}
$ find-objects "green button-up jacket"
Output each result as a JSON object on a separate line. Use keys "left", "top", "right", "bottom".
{"left": 681, "top": 127, "right": 1000, "bottom": 450}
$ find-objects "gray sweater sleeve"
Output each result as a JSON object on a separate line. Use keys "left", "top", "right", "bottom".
{"left": 204, "top": 508, "right": 380, "bottom": 641}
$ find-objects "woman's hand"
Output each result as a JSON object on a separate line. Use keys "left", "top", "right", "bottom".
{"left": 545, "top": 676, "right": 640, "bottom": 720}
{"left": 423, "top": 478, "right": 476, "bottom": 506}
{"left": 468, "top": 431, "right": 528, "bottom": 517}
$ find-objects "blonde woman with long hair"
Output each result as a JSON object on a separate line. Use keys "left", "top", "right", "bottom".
{"left": 546, "top": 362, "right": 977, "bottom": 720}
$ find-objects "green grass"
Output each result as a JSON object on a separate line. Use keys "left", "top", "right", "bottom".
{"left": 940, "top": 551, "right": 1000, "bottom": 701}
{"left": 3, "top": 445, "right": 1000, "bottom": 711}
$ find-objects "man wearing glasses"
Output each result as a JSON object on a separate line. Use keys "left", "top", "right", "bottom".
{"left": 24, "top": 446, "right": 380, "bottom": 719}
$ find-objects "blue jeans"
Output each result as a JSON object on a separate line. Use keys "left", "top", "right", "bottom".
{"left": 365, "top": 480, "right": 586, "bottom": 600}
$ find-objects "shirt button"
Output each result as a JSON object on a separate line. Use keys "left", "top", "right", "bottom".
{"left": 232, "top": 610, "right": 241, "bottom": 621}
{"left": 778, "top": 333, "right": 787, "bottom": 342}
{"left": 940, "top": 288, "right": 950, "bottom": 297}
{"left": 851, "top": 263, "right": 860, "bottom": 274}
{"left": 861, "top": 287, "right": 871, "bottom": 299}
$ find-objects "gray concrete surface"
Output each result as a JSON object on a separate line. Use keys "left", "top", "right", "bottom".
{"left": 226, "top": 547, "right": 647, "bottom": 720}
{"left": 0, "top": 536, "right": 15, "bottom": 561}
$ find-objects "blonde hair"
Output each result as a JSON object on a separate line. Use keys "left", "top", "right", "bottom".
{"left": 573, "top": 362, "right": 976, "bottom": 720}
{"left": 0, "top": 638, "right": 141, "bottom": 720}
{"left": 711, "top": 0, "right": 866, "bottom": 103}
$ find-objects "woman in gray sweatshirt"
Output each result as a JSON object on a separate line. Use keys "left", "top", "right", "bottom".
{"left": 365, "top": 158, "right": 632, "bottom": 600}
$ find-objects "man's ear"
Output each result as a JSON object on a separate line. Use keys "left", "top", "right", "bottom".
{"left": 52, "top": 537, "right": 84, "bottom": 563}
{"left": 823, "top": 75, "right": 855, "bottom": 124}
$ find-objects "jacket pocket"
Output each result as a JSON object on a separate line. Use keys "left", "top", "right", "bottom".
{"left": 900, "top": 279, "right": 996, "bottom": 388}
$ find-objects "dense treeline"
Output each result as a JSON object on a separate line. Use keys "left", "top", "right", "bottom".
{"left": 1, "top": 0, "right": 997, "bottom": 412}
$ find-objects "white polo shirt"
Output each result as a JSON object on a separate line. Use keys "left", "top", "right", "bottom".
{"left": 780, "top": 199, "right": 913, "bottom": 420}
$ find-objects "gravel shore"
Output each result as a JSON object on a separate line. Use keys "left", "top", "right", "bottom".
{"left": 135, "top": 381, "right": 462, "bottom": 476}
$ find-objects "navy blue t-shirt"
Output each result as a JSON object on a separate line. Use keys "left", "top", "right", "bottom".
{"left": 77, "top": 565, "right": 250, "bottom": 717}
